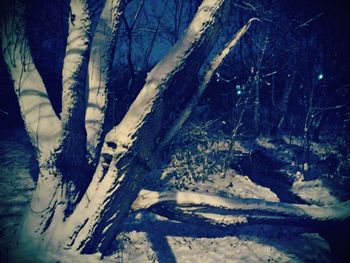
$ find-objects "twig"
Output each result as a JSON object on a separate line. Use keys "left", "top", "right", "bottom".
{"left": 295, "top": 12, "right": 325, "bottom": 29}
{"left": 0, "top": 108, "right": 9, "bottom": 115}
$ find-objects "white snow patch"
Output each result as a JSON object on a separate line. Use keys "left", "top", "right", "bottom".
{"left": 292, "top": 179, "right": 340, "bottom": 206}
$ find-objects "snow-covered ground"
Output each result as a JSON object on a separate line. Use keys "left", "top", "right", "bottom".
{"left": 1, "top": 127, "right": 349, "bottom": 262}
{"left": 0, "top": 129, "right": 36, "bottom": 261}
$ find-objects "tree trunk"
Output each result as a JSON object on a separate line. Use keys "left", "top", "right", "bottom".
{"left": 1, "top": 0, "right": 65, "bottom": 240}
{"left": 60, "top": 0, "right": 232, "bottom": 254}
{"left": 0, "top": 0, "right": 126, "bottom": 252}
{"left": 277, "top": 73, "right": 294, "bottom": 131}
{"left": 1, "top": 0, "right": 61, "bottom": 155}
{"left": 160, "top": 18, "right": 258, "bottom": 147}
{"left": 2, "top": 0, "right": 234, "bottom": 255}
{"left": 85, "top": 0, "right": 126, "bottom": 167}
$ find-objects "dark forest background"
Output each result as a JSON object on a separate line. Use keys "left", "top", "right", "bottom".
{"left": 1, "top": 0, "right": 349, "bottom": 147}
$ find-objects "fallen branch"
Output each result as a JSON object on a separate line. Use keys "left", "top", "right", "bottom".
{"left": 132, "top": 189, "right": 350, "bottom": 227}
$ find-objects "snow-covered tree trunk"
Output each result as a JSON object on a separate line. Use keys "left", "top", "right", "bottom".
{"left": 0, "top": 0, "right": 66, "bottom": 241}
{"left": 59, "top": 0, "right": 232, "bottom": 254}
{"left": 2, "top": 0, "right": 234, "bottom": 255}
{"left": 0, "top": 0, "right": 61, "bottom": 157}
{"left": 85, "top": 0, "right": 125, "bottom": 167}
{"left": 0, "top": 0, "right": 126, "bottom": 251}
{"left": 56, "top": 0, "right": 96, "bottom": 195}
{"left": 161, "top": 18, "right": 259, "bottom": 147}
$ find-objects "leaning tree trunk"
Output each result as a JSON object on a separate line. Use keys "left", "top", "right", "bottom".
{"left": 59, "top": 0, "right": 233, "bottom": 254}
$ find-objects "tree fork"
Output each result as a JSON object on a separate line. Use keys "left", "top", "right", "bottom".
{"left": 62, "top": 0, "right": 232, "bottom": 254}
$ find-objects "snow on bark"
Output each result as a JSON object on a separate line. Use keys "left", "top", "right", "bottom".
{"left": 85, "top": 0, "right": 126, "bottom": 166}
{"left": 61, "top": 0, "right": 231, "bottom": 254}
{"left": 18, "top": 166, "right": 65, "bottom": 245}
{"left": 0, "top": 0, "right": 61, "bottom": 158}
{"left": 133, "top": 189, "right": 350, "bottom": 226}
{"left": 0, "top": 0, "right": 67, "bottom": 249}
{"left": 59, "top": 0, "right": 94, "bottom": 177}
{"left": 161, "top": 18, "right": 259, "bottom": 147}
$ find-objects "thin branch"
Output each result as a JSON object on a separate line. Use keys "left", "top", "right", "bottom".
{"left": 0, "top": 108, "right": 9, "bottom": 115}
{"left": 312, "top": 104, "right": 347, "bottom": 117}
{"left": 130, "top": 0, "right": 146, "bottom": 29}
{"left": 295, "top": 12, "right": 325, "bottom": 30}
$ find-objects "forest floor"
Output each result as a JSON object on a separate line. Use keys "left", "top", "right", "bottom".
{"left": 0, "top": 124, "right": 349, "bottom": 262}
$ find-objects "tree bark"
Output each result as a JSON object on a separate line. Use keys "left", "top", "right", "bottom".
{"left": 59, "top": 0, "right": 232, "bottom": 254}
{"left": 133, "top": 189, "right": 350, "bottom": 227}
{"left": 85, "top": 0, "right": 126, "bottom": 167}
{"left": 57, "top": 0, "right": 96, "bottom": 189}
{"left": 1, "top": 0, "right": 65, "bottom": 239}
{"left": 0, "top": 0, "right": 61, "bottom": 157}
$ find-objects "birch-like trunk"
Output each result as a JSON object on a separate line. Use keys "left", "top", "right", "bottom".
{"left": 56, "top": 0, "right": 95, "bottom": 192}
{"left": 1, "top": 0, "right": 61, "bottom": 157}
{"left": 85, "top": 0, "right": 125, "bottom": 167}
{"left": 1, "top": 0, "right": 65, "bottom": 243}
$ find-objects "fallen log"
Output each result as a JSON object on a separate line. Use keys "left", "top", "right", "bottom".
{"left": 132, "top": 189, "right": 350, "bottom": 227}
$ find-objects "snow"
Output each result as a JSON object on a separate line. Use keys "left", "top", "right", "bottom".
{"left": 292, "top": 179, "right": 340, "bottom": 206}
{"left": 0, "top": 130, "right": 35, "bottom": 260}
{"left": 1, "top": 126, "right": 348, "bottom": 262}
{"left": 1, "top": 7, "right": 62, "bottom": 158}
{"left": 62, "top": 0, "right": 91, "bottom": 92}
{"left": 106, "top": 0, "right": 226, "bottom": 148}
{"left": 85, "top": 0, "right": 123, "bottom": 162}
{"left": 117, "top": 216, "right": 332, "bottom": 263}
